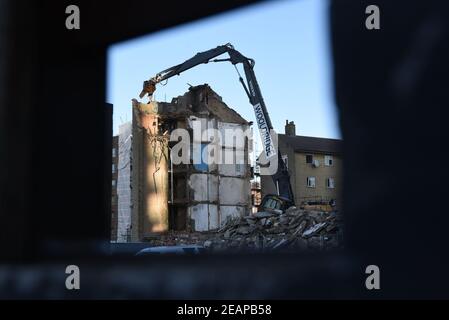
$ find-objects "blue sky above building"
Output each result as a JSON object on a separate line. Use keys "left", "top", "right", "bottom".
{"left": 107, "top": 0, "right": 340, "bottom": 141}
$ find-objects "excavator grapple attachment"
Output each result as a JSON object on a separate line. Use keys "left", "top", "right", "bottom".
{"left": 139, "top": 80, "right": 157, "bottom": 99}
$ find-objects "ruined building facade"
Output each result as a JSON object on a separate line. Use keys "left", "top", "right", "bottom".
{"left": 115, "top": 85, "right": 252, "bottom": 242}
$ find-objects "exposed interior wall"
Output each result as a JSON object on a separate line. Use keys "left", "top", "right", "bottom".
{"left": 181, "top": 115, "right": 251, "bottom": 232}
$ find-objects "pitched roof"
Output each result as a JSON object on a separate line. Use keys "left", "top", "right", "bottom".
{"left": 279, "top": 134, "right": 342, "bottom": 155}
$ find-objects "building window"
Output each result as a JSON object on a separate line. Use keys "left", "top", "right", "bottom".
{"left": 326, "top": 178, "right": 335, "bottom": 189}
{"left": 112, "top": 179, "right": 116, "bottom": 187}
{"left": 112, "top": 147, "right": 116, "bottom": 158}
{"left": 307, "top": 176, "right": 316, "bottom": 188}
{"left": 112, "top": 163, "right": 116, "bottom": 173}
{"left": 281, "top": 155, "right": 288, "bottom": 169}
{"left": 306, "top": 154, "right": 313, "bottom": 164}
{"left": 325, "top": 155, "right": 333, "bottom": 166}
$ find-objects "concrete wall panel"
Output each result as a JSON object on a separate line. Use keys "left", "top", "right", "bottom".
{"left": 219, "top": 206, "right": 245, "bottom": 226}
{"left": 189, "top": 173, "right": 218, "bottom": 202}
{"left": 219, "top": 177, "right": 250, "bottom": 205}
{"left": 218, "top": 122, "right": 247, "bottom": 149}
{"left": 189, "top": 204, "right": 218, "bottom": 231}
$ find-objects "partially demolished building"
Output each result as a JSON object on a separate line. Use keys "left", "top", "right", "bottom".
{"left": 116, "top": 84, "right": 252, "bottom": 242}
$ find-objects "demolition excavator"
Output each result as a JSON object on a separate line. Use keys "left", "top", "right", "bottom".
{"left": 139, "top": 43, "right": 294, "bottom": 212}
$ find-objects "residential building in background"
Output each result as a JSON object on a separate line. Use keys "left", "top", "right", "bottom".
{"left": 111, "top": 135, "right": 118, "bottom": 241}
{"left": 116, "top": 122, "right": 133, "bottom": 242}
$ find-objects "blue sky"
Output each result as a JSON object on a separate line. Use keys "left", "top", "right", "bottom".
{"left": 107, "top": 0, "right": 341, "bottom": 141}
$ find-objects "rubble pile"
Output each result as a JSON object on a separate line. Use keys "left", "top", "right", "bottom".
{"left": 206, "top": 207, "right": 343, "bottom": 252}
{"left": 143, "top": 207, "right": 343, "bottom": 252}
{"left": 143, "top": 230, "right": 210, "bottom": 247}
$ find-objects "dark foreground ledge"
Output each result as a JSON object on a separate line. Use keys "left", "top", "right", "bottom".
{"left": 1, "top": 250, "right": 449, "bottom": 299}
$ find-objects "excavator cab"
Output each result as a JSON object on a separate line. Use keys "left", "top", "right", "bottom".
{"left": 258, "top": 194, "right": 294, "bottom": 214}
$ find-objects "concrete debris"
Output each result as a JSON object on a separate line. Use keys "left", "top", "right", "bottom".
{"left": 302, "top": 222, "right": 327, "bottom": 238}
{"left": 144, "top": 207, "right": 343, "bottom": 252}
{"left": 203, "top": 240, "right": 213, "bottom": 248}
{"left": 207, "top": 207, "right": 343, "bottom": 252}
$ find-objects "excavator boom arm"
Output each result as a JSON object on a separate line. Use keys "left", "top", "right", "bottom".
{"left": 140, "top": 44, "right": 295, "bottom": 204}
